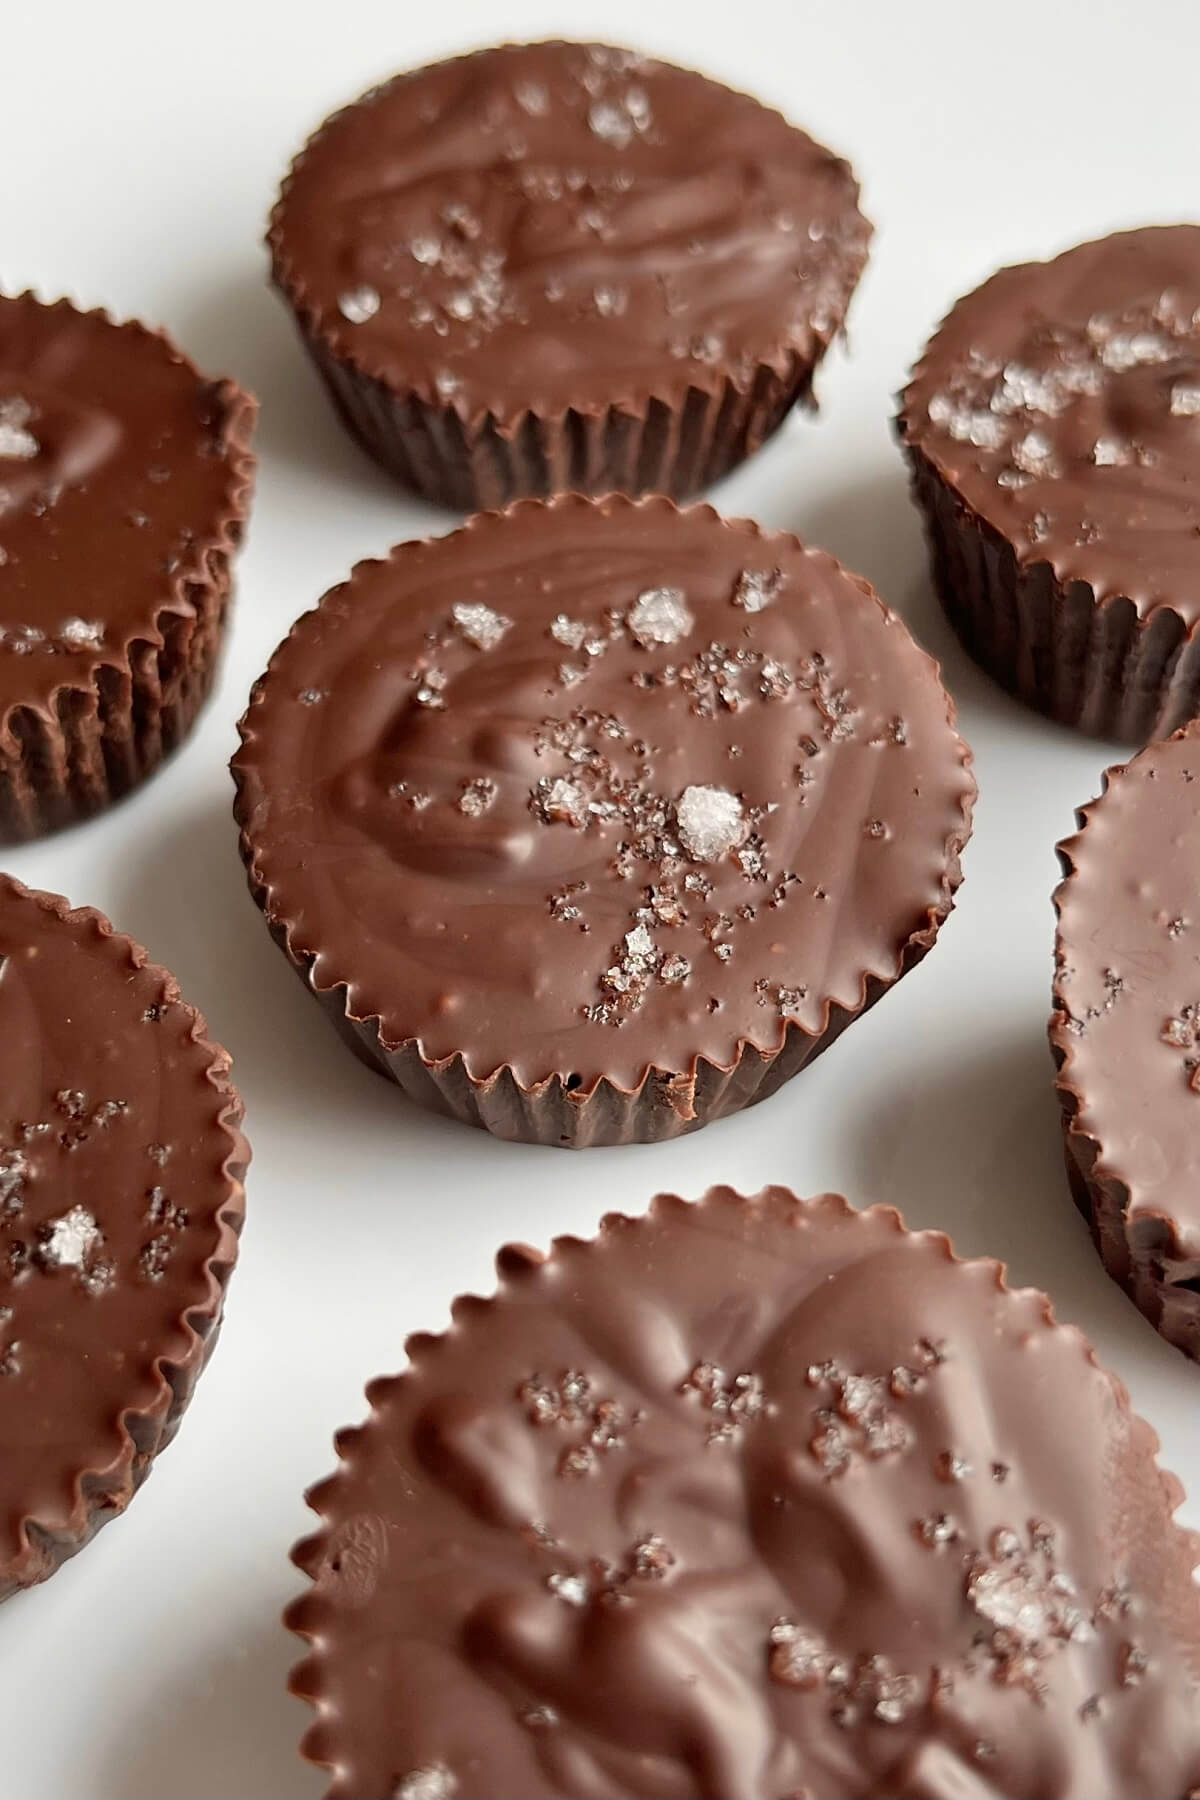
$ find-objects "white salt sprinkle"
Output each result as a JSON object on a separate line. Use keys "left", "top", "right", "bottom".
{"left": 41, "top": 1206, "right": 101, "bottom": 1269}
{"left": 451, "top": 601, "right": 510, "bottom": 650}
{"left": 627, "top": 587, "right": 693, "bottom": 647}
{"left": 676, "top": 785, "right": 746, "bottom": 862}
{"left": 337, "top": 285, "right": 380, "bottom": 325}
{"left": 1171, "top": 382, "right": 1200, "bottom": 417}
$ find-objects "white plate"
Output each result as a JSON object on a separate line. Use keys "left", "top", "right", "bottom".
{"left": 2, "top": 2, "right": 1196, "bottom": 1794}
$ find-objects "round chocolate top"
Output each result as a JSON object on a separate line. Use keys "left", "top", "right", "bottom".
{"left": 901, "top": 225, "right": 1200, "bottom": 618}
{"left": 289, "top": 1188, "right": 1200, "bottom": 1800}
{"left": 269, "top": 41, "right": 870, "bottom": 421}
{"left": 0, "top": 293, "right": 253, "bottom": 717}
{"left": 0, "top": 877, "right": 244, "bottom": 1581}
{"left": 234, "top": 499, "right": 973, "bottom": 1093}
{"left": 1054, "top": 721, "right": 1200, "bottom": 1265}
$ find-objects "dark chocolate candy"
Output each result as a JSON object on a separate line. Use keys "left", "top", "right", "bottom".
{"left": 0, "top": 293, "right": 255, "bottom": 839}
{"left": 0, "top": 876, "right": 245, "bottom": 1597}
{"left": 899, "top": 226, "right": 1200, "bottom": 740}
{"left": 233, "top": 496, "right": 974, "bottom": 1146}
{"left": 1052, "top": 718, "right": 1200, "bottom": 1358}
{"left": 268, "top": 42, "right": 870, "bottom": 507}
{"left": 289, "top": 1188, "right": 1200, "bottom": 1800}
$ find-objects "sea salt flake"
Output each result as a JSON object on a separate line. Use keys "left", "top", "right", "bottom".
{"left": 628, "top": 587, "right": 693, "bottom": 647}
{"left": 446, "top": 292, "right": 475, "bottom": 322}
{"left": 41, "top": 1206, "right": 101, "bottom": 1269}
{"left": 451, "top": 601, "right": 511, "bottom": 649}
{"left": 547, "top": 1571, "right": 589, "bottom": 1607}
{"left": 676, "top": 785, "right": 746, "bottom": 861}
{"left": 593, "top": 284, "right": 627, "bottom": 318}
{"left": 927, "top": 393, "right": 1007, "bottom": 450}
{"left": 550, "top": 614, "right": 587, "bottom": 649}
{"left": 660, "top": 953, "right": 690, "bottom": 984}
{"left": 588, "top": 100, "right": 633, "bottom": 146}
{"left": 410, "top": 236, "right": 442, "bottom": 267}
{"left": 537, "top": 777, "right": 588, "bottom": 827}
{"left": 1012, "top": 429, "right": 1056, "bottom": 475}
{"left": 515, "top": 79, "right": 549, "bottom": 115}
{"left": 768, "top": 1619, "right": 828, "bottom": 1689}
{"left": 1171, "top": 382, "right": 1200, "bottom": 417}
{"left": 337, "top": 285, "right": 380, "bottom": 325}
{"left": 59, "top": 618, "right": 104, "bottom": 646}
{"left": 1092, "top": 437, "right": 1128, "bottom": 467}
{"left": 394, "top": 1766, "right": 456, "bottom": 1800}
{"left": 458, "top": 778, "right": 497, "bottom": 817}
{"left": 732, "top": 567, "right": 783, "bottom": 612}
{"left": 0, "top": 396, "right": 39, "bottom": 460}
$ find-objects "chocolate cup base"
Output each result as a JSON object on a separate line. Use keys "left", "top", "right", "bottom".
{"left": 1052, "top": 1032, "right": 1200, "bottom": 1363}
{"left": 906, "top": 445, "right": 1200, "bottom": 745}
{"left": 244, "top": 865, "right": 959, "bottom": 1149}
{"left": 300, "top": 326, "right": 813, "bottom": 510}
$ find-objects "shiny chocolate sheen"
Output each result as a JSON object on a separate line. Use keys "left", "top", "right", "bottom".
{"left": 901, "top": 226, "right": 1200, "bottom": 620}
{"left": 233, "top": 498, "right": 973, "bottom": 1095}
{"left": 289, "top": 1188, "right": 1200, "bottom": 1800}
{"left": 269, "top": 41, "right": 870, "bottom": 421}
{"left": 0, "top": 877, "right": 245, "bottom": 1596}
{"left": 0, "top": 293, "right": 251, "bottom": 716}
{"left": 1052, "top": 722, "right": 1200, "bottom": 1357}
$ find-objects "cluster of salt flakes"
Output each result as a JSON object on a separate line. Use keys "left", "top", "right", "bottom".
{"left": 517, "top": 1367, "right": 631, "bottom": 1479}
{"left": 450, "top": 600, "right": 511, "bottom": 650}
{"left": 679, "top": 1360, "right": 766, "bottom": 1444}
{"left": 626, "top": 586, "right": 693, "bottom": 646}
{"left": 675, "top": 784, "right": 746, "bottom": 861}
{"left": 768, "top": 1623, "right": 922, "bottom": 1728}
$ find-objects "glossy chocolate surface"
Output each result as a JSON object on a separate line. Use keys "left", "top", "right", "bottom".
{"left": 902, "top": 226, "right": 1200, "bottom": 619}
{"left": 234, "top": 499, "right": 973, "bottom": 1093}
{"left": 0, "top": 293, "right": 251, "bottom": 717}
{"left": 0, "top": 877, "right": 244, "bottom": 1590}
{"left": 1054, "top": 722, "right": 1200, "bottom": 1268}
{"left": 290, "top": 1188, "right": 1200, "bottom": 1800}
{"left": 270, "top": 41, "right": 870, "bottom": 422}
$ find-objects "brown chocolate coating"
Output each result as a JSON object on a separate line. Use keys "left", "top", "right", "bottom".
{"left": 233, "top": 498, "right": 973, "bottom": 1139}
{"left": 0, "top": 876, "right": 245, "bottom": 1597}
{"left": 902, "top": 227, "right": 1200, "bottom": 618}
{"left": 289, "top": 1188, "right": 1200, "bottom": 1800}
{"left": 1052, "top": 721, "right": 1200, "bottom": 1359}
{"left": 0, "top": 294, "right": 253, "bottom": 715}
{"left": 269, "top": 41, "right": 870, "bottom": 424}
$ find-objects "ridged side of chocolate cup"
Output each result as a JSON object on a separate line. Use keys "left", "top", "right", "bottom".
{"left": 285, "top": 1185, "right": 1200, "bottom": 1798}
{"left": 266, "top": 46, "right": 867, "bottom": 510}
{"left": 1050, "top": 784, "right": 1200, "bottom": 1363}
{"left": 0, "top": 301, "right": 257, "bottom": 843}
{"left": 232, "top": 497, "right": 974, "bottom": 1149}
{"left": 292, "top": 330, "right": 815, "bottom": 511}
{"left": 900, "top": 407, "right": 1200, "bottom": 746}
{"left": 0, "top": 879, "right": 247, "bottom": 1598}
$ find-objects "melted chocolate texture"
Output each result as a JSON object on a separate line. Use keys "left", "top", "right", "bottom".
{"left": 902, "top": 226, "right": 1200, "bottom": 620}
{"left": 269, "top": 41, "right": 870, "bottom": 422}
{"left": 289, "top": 1189, "right": 1200, "bottom": 1800}
{"left": 0, "top": 293, "right": 252, "bottom": 716}
{"left": 234, "top": 499, "right": 973, "bottom": 1094}
{"left": 1052, "top": 720, "right": 1200, "bottom": 1354}
{"left": 0, "top": 877, "right": 245, "bottom": 1595}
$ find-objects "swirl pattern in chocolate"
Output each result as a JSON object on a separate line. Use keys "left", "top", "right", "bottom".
{"left": 0, "top": 876, "right": 245, "bottom": 1597}
{"left": 269, "top": 41, "right": 870, "bottom": 423}
{"left": 288, "top": 1188, "right": 1200, "bottom": 1800}
{"left": 1052, "top": 720, "right": 1200, "bottom": 1359}
{"left": 0, "top": 294, "right": 252, "bottom": 716}
{"left": 901, "top": 226, "right": 1200, "bottom": 618}
{"left": 233, "top": 499, "right": 973, "bottom": 1112}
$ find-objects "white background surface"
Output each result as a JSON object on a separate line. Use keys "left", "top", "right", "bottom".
{"left": 2, "top": 2, "right": 1197, "bottom": 1793}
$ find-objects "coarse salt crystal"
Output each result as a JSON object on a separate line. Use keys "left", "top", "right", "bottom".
{"left": 59, "top": 618, "right": 104, "bottom": 646}
{"left": 451, "top": 601, "right": 510, "bottom": 649}
{"left": 394, "top": 1767, "right": 457, "bottom": 1800}
{"left": 627, "top": 587, "right": 693, "bottom": 647}
{"left": 676, "top": 785, "right": 746, "bottom": 862}
{"left": 1171, "top": 382, "right": 1200, "bottom": 417}
{"left": 337, "top": 285, "right": 380, "bottom": 324}
{"left": 732, "top": 568, "right": 782, "bottom": 611}
{"left": 41, "top": 1206, "right": 101, "bottom": 1269}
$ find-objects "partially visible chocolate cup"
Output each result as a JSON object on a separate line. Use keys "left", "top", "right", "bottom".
{"left": 267, "top": 41, "right": 870, "bottom": 510}
{"left": 0, "top": 875, "right": 246, "bottom": 1598}
{"left": 286, "top": 1186, "right": 1200, "bottom": 1800}
{"left": 899, "top": 225, "right": 1200, "bottom": 743}
{"left": 1052, "top": 719, "right": 1200, "bottom": 1361}
{"left": 232, "top": 494, "right": 974, "bottom": 1148}
{"left": 0, "top": 292, "right": 256, "bottom": 841}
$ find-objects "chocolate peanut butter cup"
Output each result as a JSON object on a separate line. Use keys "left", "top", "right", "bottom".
{"left": 288, "top": 1187, "right": 1200, "bottom": 1800}
{"left": 1052, "top": 719, "right": 1200, "bottom": 1359}
{"left": 232, "top": 496, "right": 974, "bottom": 1147}
{"left": 900, "top": 225, "right": 1200, "bottom": 742}
{"left": 0, "top": 293, "right": 255, "bottom": 840}
{"left": 0, "top": 875, "right": 246, "bottom": 1597}
{"left": 267, "top": 41, "right": 870, "bottom": 510}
